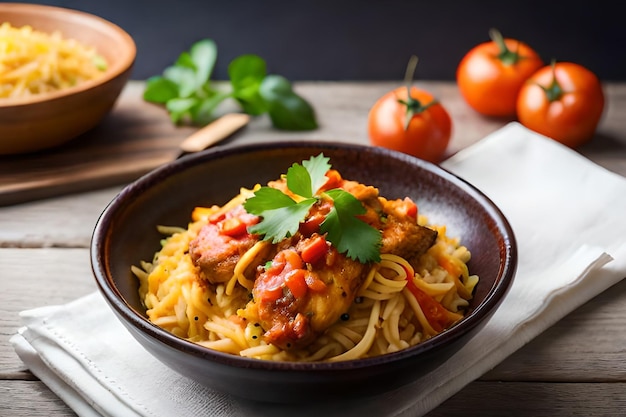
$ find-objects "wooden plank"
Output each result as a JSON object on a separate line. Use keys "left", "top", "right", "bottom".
{"left": 0, "top": 186, "right": 122, "bottom": 248}
{"left": 0, "top": 248, "right": 95, "bottom": 376}
{"left": 1, "top": 380, "right": 625, "bottom": 417}
{"left": 0, "top": 381, "right": 77, "bottom": 417}
{"left": 426, "top": 381, "right": 626, "bottom": 416}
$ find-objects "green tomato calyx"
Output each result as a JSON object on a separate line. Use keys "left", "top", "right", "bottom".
{"left": 490, "top": 28, "right": 525, "bottom": 66}
{"left": 398, "top": 55, "right": 438, "bottom": 130}
{"left": 537, "top": 60, "right": 564, "bottom": 102}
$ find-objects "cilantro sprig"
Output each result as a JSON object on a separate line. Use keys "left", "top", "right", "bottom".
{"left": 143, "top": 39, "right": 318, "bottom": 130}
{"left": 243, "top": 154, "right": 382, "bottom": 263}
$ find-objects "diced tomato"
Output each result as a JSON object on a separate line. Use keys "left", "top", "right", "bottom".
{"left": 299, "top": 212, "right": 325, "bottom": 236}
{"left": 284, "top": 269, "right": 308, "bottom": 298}
{"left": 320, "top": 169, "right": 342, "bottom": 191}
{"left": 405, "top": 278, "right": 453, "bottom": 333}
{"left": 207, "top": 212, "right": 225, "bottom": 224}
{"left": 254, "top": 272, "right": 284, "bottom": 303}
{"left": 403, "top": 197, "right": 418, "bottom": 218}
{"left": 283, "top": 249, "right": 304, "bottom": 271}
{"left": 300, "top": 235, "right": 328, "bottom": 264}
{"left": 220, "top": 217, "right": 248, "bottom": 237}
{"left": 305, "top": 273, "right": 327, "bottom": 292}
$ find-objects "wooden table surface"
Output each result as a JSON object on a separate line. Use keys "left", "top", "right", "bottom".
{"left": 1, "top": 80, "right": 625, "bottom": 416}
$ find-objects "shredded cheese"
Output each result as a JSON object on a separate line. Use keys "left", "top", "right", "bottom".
{"left": 0, "top": 22, "right": 107, "bottom": 99}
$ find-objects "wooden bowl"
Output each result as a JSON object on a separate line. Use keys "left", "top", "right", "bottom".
{"left": 0, "top": 3, "right": 136, "bottom": 155}
{"left": 91, "top": 142, "right": 518, "bottom": 403}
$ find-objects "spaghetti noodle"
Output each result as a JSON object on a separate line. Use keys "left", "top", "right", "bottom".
{"left": 0, "top": 22, "right": 107, "bottom": 99}
{"left": 132, "top": 178, "right": 479, "bottom": 362}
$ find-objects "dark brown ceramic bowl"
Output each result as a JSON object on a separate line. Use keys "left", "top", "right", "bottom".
{"left": 91, "top": 141, "right": 517, "bottom": 403}
{"left": 0, "top": 3, "right": 136, "bottom": 155}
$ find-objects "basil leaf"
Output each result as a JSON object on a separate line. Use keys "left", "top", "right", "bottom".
{"left": 143, "top": 76, "right": 179, "bottom": 103}
{"left": 189, "top": 39, "right": 217, "bottom": 87}
{"left": 164, "top": 66, "right": 198, "bottom": 98}
{"left": 228, "top": 54, "right": 267, "bottom": 115}
{"left": 166, "top": 97, "right": 197, "bottom": 123}
{"left": 192, "top": 91, "right": 232, "bottom": 125}
{"left": 259, "top": 75, "right": 318, "bottom": 130}
{"left": 143, "top": 39, "right": 318, "bottom": 131}
{"left": 175, "top": 51, "right": 195, "bottom": 69}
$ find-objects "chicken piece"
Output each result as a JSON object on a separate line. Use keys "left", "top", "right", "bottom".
{"left": 339, "top": 180, "right": 437, "bottom": 266}
{"left": 244, "top": 237, "right": 367, "bottom": 349}
{"left": 379, "top": 198, "right": 438, "bottom": 266}
{"left": 189, "top": 205, "right": 268, "bottom": 284}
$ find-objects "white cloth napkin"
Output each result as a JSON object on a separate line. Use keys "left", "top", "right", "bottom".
{"left": 11, "top": 122, "right": 626, "bottom": 417}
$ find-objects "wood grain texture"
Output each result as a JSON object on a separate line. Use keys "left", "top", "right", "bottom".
{"left": 1, "top": 81, "right": 625, "bottom": 416}
{"left": 2, "top": 81, "right": 624, "bottom": 206}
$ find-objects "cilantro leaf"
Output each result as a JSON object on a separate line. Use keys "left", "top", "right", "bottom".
{"left": 243, "top": 154, "right": 383, "bottom": 264}
{"left": 302, "top": 154, "right": 331, "bottom": 194}
{"left": 244, "top": 187, "right": 296, "bottom": 213}
{"left": 322, "top": 189, "right": 382, "bottom": 263}
{"left": 286, "top": 163, "right": 312, "bottom": 198}
{"left": 247, "top": 199, "right": 316, "bottom": 243}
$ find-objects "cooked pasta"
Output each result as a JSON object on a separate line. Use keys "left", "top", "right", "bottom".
{"left": 0, "top": 22, "right": 107, "bottom": 99}
{"left": 132, "top": 174, "right": 479, "bottom": 362}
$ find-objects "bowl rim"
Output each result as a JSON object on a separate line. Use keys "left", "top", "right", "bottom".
{"left": 0, "top": 2, "right": 136, "bottom": 108}
{"left": 91, "top": 141, "right": 517, "bottom": 372}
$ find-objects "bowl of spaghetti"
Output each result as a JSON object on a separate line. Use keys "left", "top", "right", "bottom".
{"left": 0, "top": 3, "right": 135, "bottom": 155}
{"left": 91, "top": 142, "right": 517, "bottom": 403}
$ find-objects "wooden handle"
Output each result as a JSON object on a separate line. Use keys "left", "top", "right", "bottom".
{"left": 178, "top": 113, "right": 251, "bottom": 153}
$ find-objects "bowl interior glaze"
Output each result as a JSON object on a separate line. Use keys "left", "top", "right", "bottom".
{"left": 92, "top": 142, "right": 517, "bottom": 403}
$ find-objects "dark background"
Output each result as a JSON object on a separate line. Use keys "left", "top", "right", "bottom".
{"left": 10, "top": 0, "right": 626, "bottom": 81}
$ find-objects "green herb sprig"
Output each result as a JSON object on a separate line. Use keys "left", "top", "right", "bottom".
{"left": 143, "top": 39, "right": 317, "bottom": 130}
{"left": 243, "top": 154, "right": 382, "bottom": 263}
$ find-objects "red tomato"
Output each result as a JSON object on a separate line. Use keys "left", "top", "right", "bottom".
{"left": 457, "top": 28, "right": 544, "bottom": 117}
{"left": 299, "top": 235, "right": 328, "bottom": 264}
{"left": 516, "top": 61, "right": 605, "bottom": 148}
{"left": 368, "top": 86, "right": 452, "bottom": 163}
{"left": 405, "top": 278, "right": 458, "bottom": 333}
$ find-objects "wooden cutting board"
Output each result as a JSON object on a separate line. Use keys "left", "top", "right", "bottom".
{"left": 0, "top": 82, "right": 207, "bottom": 206}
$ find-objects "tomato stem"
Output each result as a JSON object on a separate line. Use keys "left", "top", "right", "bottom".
{"left": 404, "top": 55, "right": 419, "bottom": 87}
{"left": 489, "top": 28, "right": 522, "bottom": 66}
{"left": 399, "top": 55, "right": 439, "bottom": 130}
{"left": 537, "top": 59, "right": 564, "bottom": 102}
